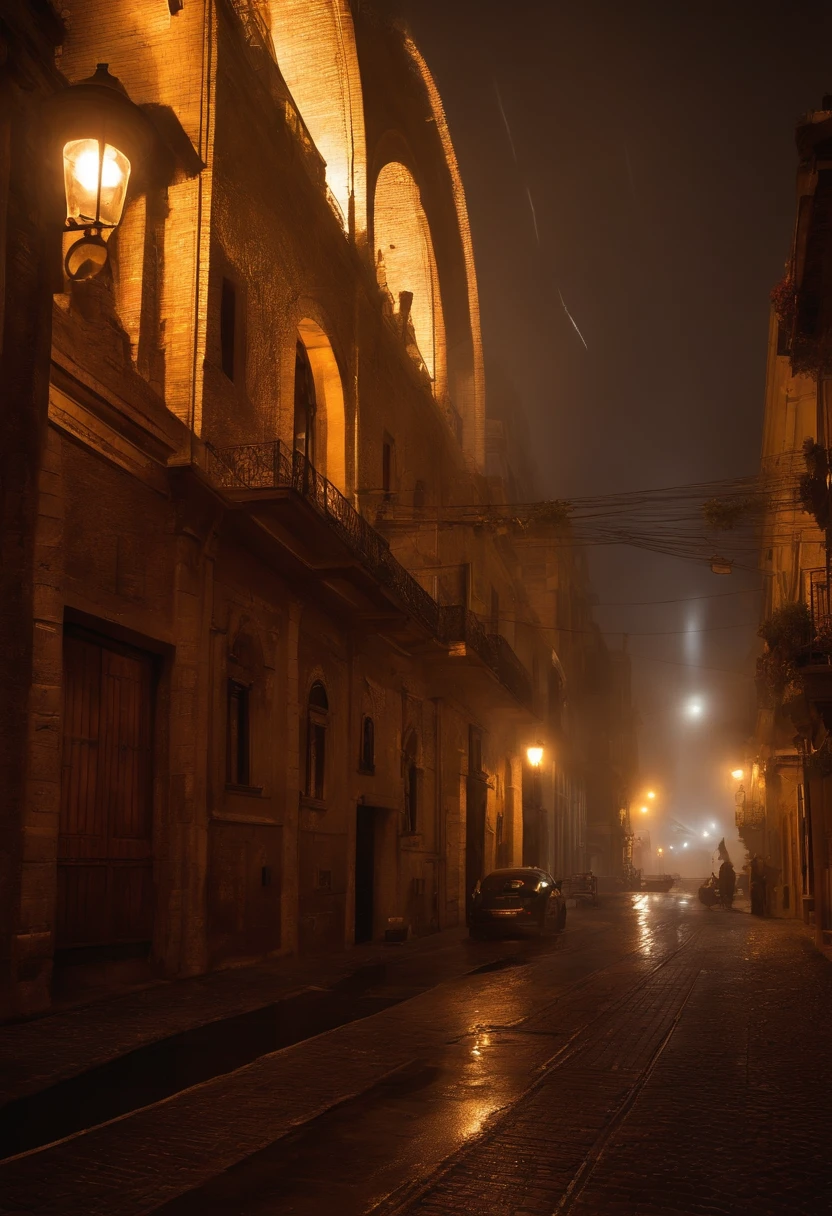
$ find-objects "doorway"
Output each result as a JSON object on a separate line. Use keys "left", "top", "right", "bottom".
{"left": 58, "top": 629, "right": 155, "bottom": 953}
{"left": 355, "top": 805, "right": 375, "bottom": 943}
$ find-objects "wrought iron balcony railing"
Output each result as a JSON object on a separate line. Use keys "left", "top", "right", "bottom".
{"left": 204, "top": 440, "right": 534, "bottom": 709}
{"left": 439, "top": 606, "right": 534, "bottom": 710}
{"left": 206, "top": 440, "right": 440, "bottom": 636}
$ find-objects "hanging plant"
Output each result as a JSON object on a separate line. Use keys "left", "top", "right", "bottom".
{"left": 757, "top": 601, "right": 813, "bottom": 706}
{"left": 771, "top": 273, "right": 797, "bottom": 335}
{"left": 798, "top": 440, "right": 830, "bottom": 529}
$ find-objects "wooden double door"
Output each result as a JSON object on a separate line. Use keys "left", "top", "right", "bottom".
{"left": 58, "top": 630, "right": 155, "bottom": 950}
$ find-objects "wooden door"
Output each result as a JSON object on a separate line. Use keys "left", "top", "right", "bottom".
{"left": 58, "top": 632, "right": 154, "bottom": 949}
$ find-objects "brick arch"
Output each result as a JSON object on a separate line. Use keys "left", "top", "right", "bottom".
{"left": 296, "top": 317, "right": 347, "bottom": 494}
{"left": 269, "top": 0, "right": 367, "bottom": 237}
{"left": 373, "top": 160, "right": 447, "bottom": 399}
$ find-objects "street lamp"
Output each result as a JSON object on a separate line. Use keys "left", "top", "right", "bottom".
{"left": 731, "top": 768, "right": 744, "bottom": 780}
{"left": 526, "top": 744, "right": 544, "bottom": 768}
{"left": 63, "top": 137, "right": 131, "bottom": 278}
{"left": 647, "top": 790, "right": 656, "bottom": 800}
{"left": 639, "top": 805, "right": 648, "bottom": 814}
{"left": 49, "top": 63, "right": 155, "bottom": 280}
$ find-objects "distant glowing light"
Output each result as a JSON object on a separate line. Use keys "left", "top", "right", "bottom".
{"left": 731, "top": 769, "right": 744, "bottom": 780}
{"left": 647, "top": 790, "right": 656, "bottom": 800}
{"left": 526, "top": 745, "right": 544, "bottom": 768}
{"left": 682, "top": 842, "right": 689, "bottom": 849}
{"left": 703, "top": 831, "right": 710, "bottom": 838}
{"left": 657, "top": 847, "right": 664, "bottom": 855}
{"left": 640, "top": 806, "right": 648, "bottom": 814}
{"left": 684, "top": 697, "right": 704, "bottom": 719}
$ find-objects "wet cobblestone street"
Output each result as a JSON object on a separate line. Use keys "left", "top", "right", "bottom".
{"left": 2, "top": 891, "right": 831, "bottom": 1216}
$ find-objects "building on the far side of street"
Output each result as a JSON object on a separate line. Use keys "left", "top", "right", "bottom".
{"left": 1, "top": 0, "right": 637, "bottom": 1019}
{"left": 752, "top": 93, "right": 832, "bottom": 938}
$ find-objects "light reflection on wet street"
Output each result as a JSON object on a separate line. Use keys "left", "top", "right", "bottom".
{"left": 6, "top": 888, "right": 832, "bottom": 1216}
{"left": 155, "top": 890, "right": 706, "bottom": 1215}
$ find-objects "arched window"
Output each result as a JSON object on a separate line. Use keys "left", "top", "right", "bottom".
{"left": 306, "top": 681, "right": 329, "bottom": 800}
{"left": 295, "top": 319, "right": 347, "bottom": 492}
{"left": 360, "top": 715, "right": 375, "bottom": 774}
{"left": 373, "top": 162, "right": 446, "bottom": 395}
{"left": 269, "top": 1, "right": 367, "bottom": 235}
{"left": 294, "top": 340, "right": 317, "bottom": 464}
{"left": 403, "top": 732, "right": 418, "bottom": 833}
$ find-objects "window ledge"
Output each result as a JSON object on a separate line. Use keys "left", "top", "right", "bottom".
{"left": 225, "top": 783, "right": 265, "bottom": 797}
{"left": 300, "top": 795, "right": 327, "bottom": 811}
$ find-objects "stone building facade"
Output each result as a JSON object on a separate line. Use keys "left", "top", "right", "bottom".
{"left": 753, "top": 96, "right": 832, "bottom": 936}
{"left": 1, "top": 0, "right": 633, "bottom": 1018}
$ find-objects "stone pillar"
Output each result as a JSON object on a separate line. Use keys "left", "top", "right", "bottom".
{"left": 0, "top": 6, "right": 63, "bottom": 1019}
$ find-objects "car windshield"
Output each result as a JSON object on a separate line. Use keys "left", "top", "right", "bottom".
{"left": 481, "top": 870, "right": 547, "bottom": 895}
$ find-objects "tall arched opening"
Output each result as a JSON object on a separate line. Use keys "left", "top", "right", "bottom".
{"left": 296, "top": 318, "right": 347, "bottom": 494}
{"left": 373, "top": 162, "right": 447, "bottom": 396}
{"left": 269, "top": 1, "right": 367, "bottom": 235}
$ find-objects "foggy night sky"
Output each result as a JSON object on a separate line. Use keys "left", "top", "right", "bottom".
{"left": 403, "top": 0, "right": 832, "bottom": 862}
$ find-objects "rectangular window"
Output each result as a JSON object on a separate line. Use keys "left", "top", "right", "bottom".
{"left": 307, "top": 721, "right": 326, "bottom": 800}
{"left": 220, "top": 278, "right": 236, "bottom": 381}
{"left": 226, "top": 679, "right": 250, "bottom": 786}
{"left": 382, "top": 440, "right": 392, "bottom": 498}
{"left": 489, "top": 586, "right": 500, "bottom": 635}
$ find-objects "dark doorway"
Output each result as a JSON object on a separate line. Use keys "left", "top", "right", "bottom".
{"left": 355, "top": 806, "right": 375, "bottom": 943}
{"left": 465, "top": 784, "right": 488, "bottom": 922}
{"left": 58, "top": 629, "right": 155, "bottom": 952}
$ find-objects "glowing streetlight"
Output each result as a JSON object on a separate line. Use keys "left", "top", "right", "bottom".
{"left": 731, "top": 769, "right": 744, "bottom": 780}
{"left": 639, "top": 805, "right": 648, "bottom": 814}
{"left": 684, "top": 697, "right": 704, "bottom": 719}
{"left": 657, "top": 847, "right": 664, "bottom": 856}
{"left": 50, "top": 63, "right": 155, "bottom": 280}
{"left": 647, "top": 790, "right": 656, "bottom": 800}
{"left": 682, "top": 841, "right": 689, "bottom": 849}
{"left": 702, "top": 831, "right": 710, "bottom": 838}
{"left": 526, "top": 744, "right": 544, "bottom": 768}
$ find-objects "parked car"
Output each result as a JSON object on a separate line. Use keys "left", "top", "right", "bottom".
{"left": 469, "top": 867, "right": 567, "bottom": 938}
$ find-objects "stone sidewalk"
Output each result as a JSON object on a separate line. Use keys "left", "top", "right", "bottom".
{"left": 0, "top": 923, "right": 490, "bottom": 1104}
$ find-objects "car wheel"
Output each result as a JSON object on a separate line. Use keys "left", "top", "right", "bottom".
{"left": 556, "top": 906, "right": 567, "bottom": 933}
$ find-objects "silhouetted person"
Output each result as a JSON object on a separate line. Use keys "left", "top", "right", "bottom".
{"left": 750, "top": 855, "right": 766, "bottom": 916}
{"left": 718, "top": 860, "right": 736, "bottom": 909}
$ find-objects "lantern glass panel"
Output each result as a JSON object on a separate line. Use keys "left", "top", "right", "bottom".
{"left": 63, "top": 139, "right": 130, "bottom": 229}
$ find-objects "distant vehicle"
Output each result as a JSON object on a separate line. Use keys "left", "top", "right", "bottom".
{"left": 642, "top": 874, "right": 674, "bottom": 893}
{"left": 564, "top": 872, "right": 598, "bottom": 906}
{"left": 469, "top": 867, "right": 567, "bottom": 939}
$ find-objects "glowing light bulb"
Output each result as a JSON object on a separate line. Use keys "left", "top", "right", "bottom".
{"left": 731, "top": 769, "right": 744, "bottom": 780}
{"left": 647, "top": 790, "right": 656, "bottom": 800}
{"left": 682, "top": 842, "right": 689, "bottom": 849}
{"left": 74, "top": 145, "right": 123, "bottom": 192}
{"left": 526, "top": 745, "right": 543, "bottom": 768}
{"left": 640, "top": 806, "right": 648, "bottom": 814}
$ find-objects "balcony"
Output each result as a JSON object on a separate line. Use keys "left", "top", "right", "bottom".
{"left": 203, "top": 441, "right": 535, "bottom": 712}
{"left": 206, "top": 440, "right": 440, "bottom": 637}
{"left": 438, "top": 606, "right": 534, "bottom": 711}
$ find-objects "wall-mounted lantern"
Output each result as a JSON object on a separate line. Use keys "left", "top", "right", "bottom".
{"left": 48, "top": 64, "right": 155, "bottom": 281}
{"left": 526, "top": 743, "right": 544, "bottom": 768}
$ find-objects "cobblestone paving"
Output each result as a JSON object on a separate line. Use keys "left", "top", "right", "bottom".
{"left": 0, "top": 906, "right": 669, "bottom": 1215}
{"left": 3, "top": 897, "right": 829, "bottom": 1216}
{"left": 390, "top": 908, "right": 832, "bottom": 1216}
